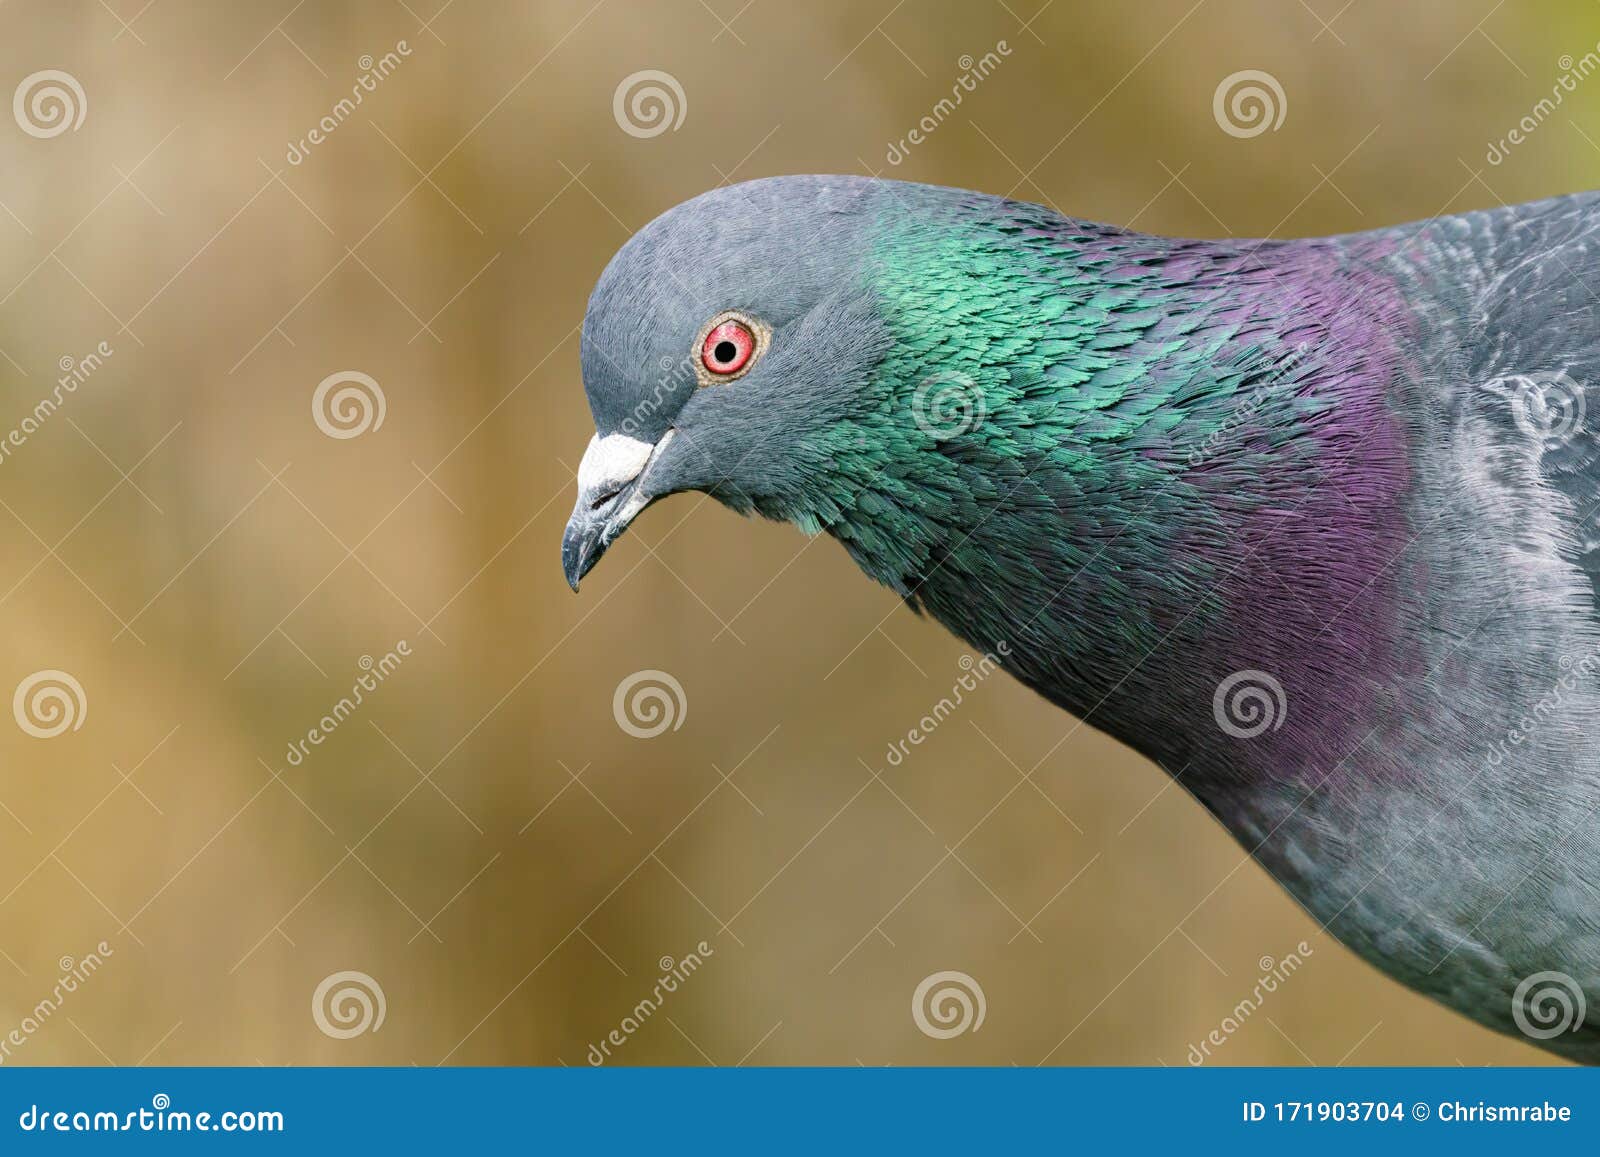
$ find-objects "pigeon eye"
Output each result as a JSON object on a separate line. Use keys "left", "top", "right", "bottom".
{"left": 692, "top": 311, "right": 769, "bottom": 387}
{"left": 701, "top": 319, "right": 755, "bottom": 376}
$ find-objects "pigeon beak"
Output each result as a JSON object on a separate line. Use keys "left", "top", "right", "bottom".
{"left": 562, "top": 431, "right": 673, "bottom": 592}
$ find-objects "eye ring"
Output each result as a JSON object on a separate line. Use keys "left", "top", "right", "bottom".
{"left": 692, "top": 310, "right": 770, "bottom": 387}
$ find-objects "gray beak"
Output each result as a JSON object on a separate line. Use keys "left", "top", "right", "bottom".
{"left": 562, "top": 431, "right": 671, "bottom": 592}
{"left": 560, "top": 511, "right": 606, "bottom": 593}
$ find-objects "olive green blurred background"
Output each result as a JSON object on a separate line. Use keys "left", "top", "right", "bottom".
{"left": 0, "top": 0, "right": 1586, "bottom": 1066}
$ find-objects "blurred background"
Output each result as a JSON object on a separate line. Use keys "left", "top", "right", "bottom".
{"left": 0, "top": 0, "right": 1587, "bottom": 1066}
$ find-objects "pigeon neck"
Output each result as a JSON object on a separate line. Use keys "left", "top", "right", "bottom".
{"left": 831, "top": 213, "right": 1419, "bottom": 791}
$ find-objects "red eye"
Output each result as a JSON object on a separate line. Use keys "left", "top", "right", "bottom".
{"left": 701, "top": 319, "right": 755, "bottom": 376}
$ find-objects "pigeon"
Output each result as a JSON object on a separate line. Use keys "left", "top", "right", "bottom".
{"left": 561, "top": 174, "right": 1600, "bottom": 1062}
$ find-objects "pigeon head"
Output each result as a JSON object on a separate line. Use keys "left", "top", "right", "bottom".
{"left": 562, "top": 175, "right": 898, "bottom": 590}
{"left": 562, "top": 172, "right": 1218, "bottom": 604}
